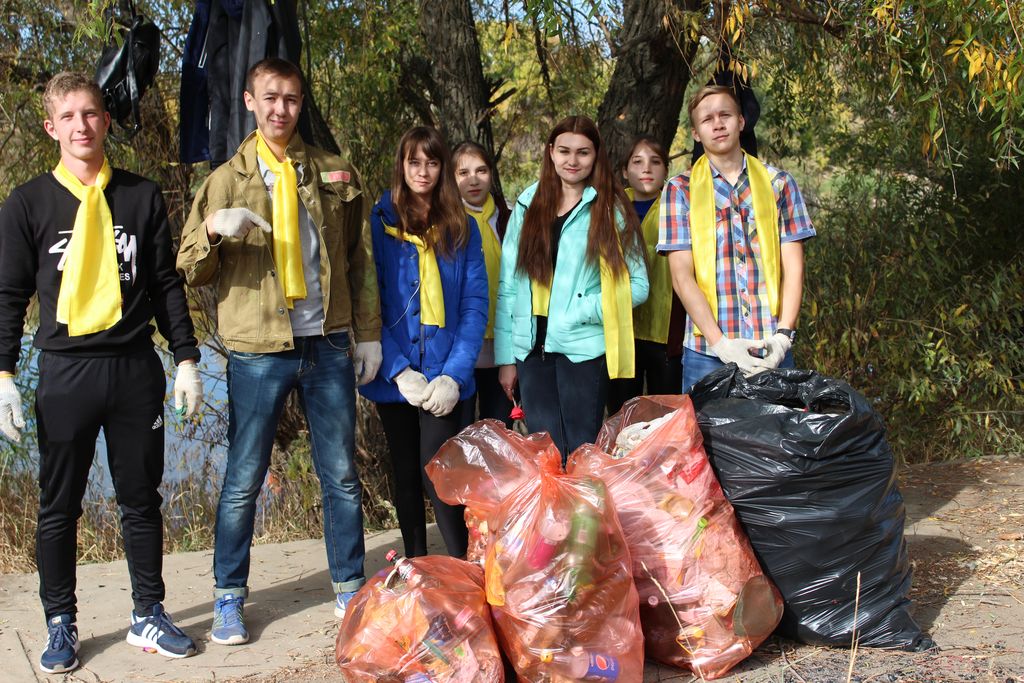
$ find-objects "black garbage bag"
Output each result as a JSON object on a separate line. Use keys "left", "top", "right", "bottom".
{"left": 689, "top": 365, "right": 931, "bottom": 650}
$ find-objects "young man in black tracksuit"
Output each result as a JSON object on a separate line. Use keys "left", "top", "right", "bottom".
{"left": 0, "top": 73, "right": 201, "bottom": 674}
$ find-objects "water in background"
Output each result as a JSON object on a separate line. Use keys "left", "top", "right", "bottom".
{"left": 7, "top": 342, "right": 230, "bottom": 499}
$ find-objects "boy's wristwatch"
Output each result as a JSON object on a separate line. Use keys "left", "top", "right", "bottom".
{"left": 776, "top": 328, "right": 797, "bottom": 342}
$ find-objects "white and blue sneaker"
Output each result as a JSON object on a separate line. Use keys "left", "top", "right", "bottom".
{"left": 210, "top": 592, "right": 248, "bottom": 645}
{"left": 334, "top": 591, "right": 357, "bottom": 619}
{"left": 39, "top": 614, "right": 79, "bottom": 674}
{"left": 126, "top": 604, "right": 196, "bottom": 658}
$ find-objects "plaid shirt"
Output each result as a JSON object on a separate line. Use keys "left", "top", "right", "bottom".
{"left": 657, "top": 157, "right": 815, "bottom": 353}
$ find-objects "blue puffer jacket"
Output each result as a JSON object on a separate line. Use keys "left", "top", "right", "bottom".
{"left": 494, "top": 182, "right": 649, "bottom": 365}
{"left": 359, "top": 191, "right": 488, "bottom": 404}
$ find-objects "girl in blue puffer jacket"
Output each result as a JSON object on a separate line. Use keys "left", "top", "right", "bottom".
{"left": 359, "top": 126, "right": 488, "bottom": 557}
{"left": 495, "top": 115, "right": 649, "bottom": 462}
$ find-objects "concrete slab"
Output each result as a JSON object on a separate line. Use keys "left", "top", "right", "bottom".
{"left": 5, "top": 458, "right": 1023, "bottom": 682}
{"left": 0, "top": 526, "right": 434, "bottom": 683}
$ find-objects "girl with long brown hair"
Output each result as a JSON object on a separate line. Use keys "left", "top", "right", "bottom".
{"left": 494, "top": 115, "right": 649, "bottom": 461}
{"left": 360, "top": 126, "right": 488, "bottom": 557}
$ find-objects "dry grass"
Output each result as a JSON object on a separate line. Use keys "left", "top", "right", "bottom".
{"left": 0, "top": 397, "right": 399, "bottom": 574}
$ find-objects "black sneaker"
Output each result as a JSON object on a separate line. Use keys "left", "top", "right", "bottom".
{"left": 126, "top": 603, "right": 196, "bottom": 658}
{"left": 39, "top": 614, "right": 79, "bottom": 673}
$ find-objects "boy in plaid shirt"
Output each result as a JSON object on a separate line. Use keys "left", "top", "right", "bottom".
{"left": 658, "top": 85, "right": 815, "bottom": 391}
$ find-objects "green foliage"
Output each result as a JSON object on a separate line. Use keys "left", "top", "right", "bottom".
{"left": 727, "top": 0, "right": 1023, "bottom": 172}
{"left": 477, "top": 19, "right": 612, "bottom": 197}
{"left": 299, "top": 0, "right": 418, "bottom": 196}
{"left": 801, "top": 170, "right": 1024, "bottom": 462}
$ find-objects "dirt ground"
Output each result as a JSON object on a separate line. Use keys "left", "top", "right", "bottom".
{"left": 232, "top": 456, "right": 1024, "bottom": 683}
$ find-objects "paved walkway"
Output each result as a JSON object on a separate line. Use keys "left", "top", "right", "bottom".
{"left": 4, "top": 458, "right": 1022, "bottom": 682}
{"left": 0, "top": 527, "right": 416, "bottom": 682}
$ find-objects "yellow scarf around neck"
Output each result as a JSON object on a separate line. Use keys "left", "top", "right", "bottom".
{"left": 53, "top": 159, "right": 122, "bottom": 336}
{"left": 384, "top": 224, "right": 446, "bottom": 328}
{"left": 465, "top": 194, "right": 500, "bottom": 339}
{"left": 528, "top": 203, "right": 635, "bottom": 379}
{"left": 255, "top": 132, "right": 306, "bottom": 308}
{"left": 626, "top": 188, "right": 671, "bottom": 344}
{"left": 600, "top": 245, "right": 636, "bottom": 379}
{"left": 689, "top": 153, "right": 779, "bottom": 336}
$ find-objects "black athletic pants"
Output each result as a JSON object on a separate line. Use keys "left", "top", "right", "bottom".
{"left": 35, "top": 349, "right": 166, "bottom": 621}
{"left": 606, "top": 339, "right": 684, "bottom": 415}
{"left": 376, "top": 398, "right": 474, "bottom": 558}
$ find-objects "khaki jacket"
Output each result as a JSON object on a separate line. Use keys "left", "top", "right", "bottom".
{"left": 177, "top": 132, "right": 381, "bottom": 352}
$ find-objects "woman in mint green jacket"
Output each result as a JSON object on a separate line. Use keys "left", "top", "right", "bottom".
{"left": 495, "top": 115, "right": 649, "bottom": 461}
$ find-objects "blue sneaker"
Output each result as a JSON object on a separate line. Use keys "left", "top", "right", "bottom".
{"left": 334, "top": 591, "right": 357, "bottom": 619}
{"left": 210, "top": 592, "right": 249, "bottom": 645}
{"left": 126, "top": 604, "right": 196, "bottom": 658}
{"left": 39, "top": 614, "right": 79, "bottom": 674}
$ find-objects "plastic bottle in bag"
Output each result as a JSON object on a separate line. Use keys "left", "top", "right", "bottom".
{"left": 563, "top": 490, "right": 602, "bottom": 598}
{"left": 386, "top": 549, "right": 418, "bottom": 584}
{"left": 527, "top": 511, "right": 571, "bottom": 570}
{"left": 540, "top": 647, "right": 620, "bottom": 680}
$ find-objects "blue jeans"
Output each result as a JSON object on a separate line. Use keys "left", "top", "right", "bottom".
{"left": 682, "top": 346, "right": 795, "bottom": 393}
{"left": 214, "top": 332, "right": 365, "bottom": 596}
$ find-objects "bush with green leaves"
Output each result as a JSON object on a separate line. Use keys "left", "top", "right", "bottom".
{"left": 800, "top": 171, "right": 1023, "bottom": 462}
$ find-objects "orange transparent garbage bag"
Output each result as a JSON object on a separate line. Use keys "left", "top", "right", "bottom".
{"left": 426, "top": 419, "right": 546, "bottom": 563}
{"left": 485, "top": 449, "right": 644, "bottom": 682}
{"left": 335, "top": 555, "right": 504, "bottom": 682}
{"left": 567, "top": 395, "right": 783, "bottom": 679}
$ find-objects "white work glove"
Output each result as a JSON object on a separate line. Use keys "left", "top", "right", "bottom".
{"left": 420, "top": 375, "right": 461, "bottom": 418}
{"left": 207, "top": 208, "right": 271, "bottom": 240}
{"left": 710, "top": 336, "right": 769, "bottom": 377}
{"left": 0, "top": 375, "right": 25, "bottom": 443}
{"left": 394, "top": 368, "right": 430, "bottom": 407}
{"left": 353, "top": 341, "right": 382, "bottom": 386}
{"left": 173, "top": 362, "right": 204, "bottom": 418}
{"left": 762, "top": 332, "right": 793, "bottom": 369}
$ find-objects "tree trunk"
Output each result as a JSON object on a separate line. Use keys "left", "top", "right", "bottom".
{"left": 597, "top": 0, "right": 707, "bottom": 168}
{"left": 409, "top": 0, "right": 505, "bottom": 202}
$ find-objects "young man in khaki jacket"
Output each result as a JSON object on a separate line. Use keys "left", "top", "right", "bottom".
{"left": 177, "top": 58, "right": 381, "bottom": 645}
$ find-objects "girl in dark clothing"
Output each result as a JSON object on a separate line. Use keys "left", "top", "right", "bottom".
{"left": 452, "top": 141, "right": 514, "bottom": 427}
{"left": 606, "top": 135, "right": 686, "bottom": 413}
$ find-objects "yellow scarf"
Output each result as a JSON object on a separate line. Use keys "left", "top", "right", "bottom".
{"left": 626, "top": 188, "right": 672, "bottom": 344}
{"left": 528, "top": 204, "right": 635, "bottom": 379}
{"left": 255, "top": 132, "right": 306, "bottom": 309}
{"left": 53, "top": 159, "right": 122, "bottom": 336}
{"left": 689, "top": 153, "right": 779, "bottom": 336}
{"left": 600, "top": 246, "right": 636, "bottom": 379}
{"left": 384, "top": 224, "right": 446, "bottom": 328}
{"left": 465, "top": 194, "right": 501, "bottom": 339}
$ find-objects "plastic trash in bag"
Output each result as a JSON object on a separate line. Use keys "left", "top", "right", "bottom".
{"left": 485, "top": 449, "right": 644, "bottom": 682}
{"left": 335, "top": 553, "right": 505, "bottom": 682}
{"left": 689, "top": 365, "right": 932, "bottom": 650}
{"left": 568, "top": 394, "right": 783, "bottom": 678}
{"left": 426, "top": 419, "right": 548, "bottom": 563}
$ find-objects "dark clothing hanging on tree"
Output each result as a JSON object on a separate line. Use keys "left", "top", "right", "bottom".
{"left": 179, "top": 0, "right": 314, "bottom": 168}
{"left": 179, "top": 0, "right": 212, "bottom": 164}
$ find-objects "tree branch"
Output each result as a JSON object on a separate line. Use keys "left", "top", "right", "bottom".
{"left": 759, "top": 0, "right": 846, "bottom": 38}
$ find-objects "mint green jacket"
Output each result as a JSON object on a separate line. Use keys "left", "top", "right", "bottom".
{"left": 494, "top": 182, "right": 649, "bottom": 365}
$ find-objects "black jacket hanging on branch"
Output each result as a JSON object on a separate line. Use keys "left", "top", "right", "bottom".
{"left": 180, "top": 0, "right": 314, "bottom": 168}
{"left": 95, "top": 1, "right": 161, "bottom": 136}
{"left": 179, "top": 0, "right": 212, "bottom": 163}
